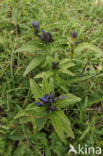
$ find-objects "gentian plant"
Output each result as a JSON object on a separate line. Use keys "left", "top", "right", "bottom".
{"left": 15, "top": 21, "right": 102, "bottom": 144}
{"left": 15, "top": 77, "right": 80, "bottom": 143}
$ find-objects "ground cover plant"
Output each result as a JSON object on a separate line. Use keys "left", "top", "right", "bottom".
{"left": 0, "top": 0, "right": 103, "bottom": 155}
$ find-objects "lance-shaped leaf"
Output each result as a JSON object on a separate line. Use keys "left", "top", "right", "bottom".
{"left": 15, "top": 104, "right": 46, "bottom": 119}
{"left": 50, "top": 110, "right": 74, "bottom": 143}
{"left": 23, "top": 56, "right": 43, "bottom": 76}
{"left": 42, "top": 76, "right": 54, "bottom": 95}
{"left": 36, "top": 117, "right": 47, "bottom": 131}
{"left": 0, "top": 125, "right": 9, "bottom": 134}
{"left": 49, "top": 78, "right": 54, "bottom": 93}
{"left": 30, "top": 79, "right": 42, "bottom": 98}
{"left": 55, "top": 94, "right": 81, "bottom": 108}
{"left": 74, "top": 42, "right": 102, "bottom": 57}
{"left": 59, "top": 69, "right": 75, "bottom": 76}
{"left": 15, "top": 40, "right": 42, "bottom": 53}
{"left": 34, "top": 71, "right": 53, "bottom": 79}
{"left": 13, "top": 144, "right": 25, "bottom": 156}
{"left": 60, "top": 62, "right": 75, "bottom": 69}
{"left": 55, "top": 110, "right": 74, "bottom": 139}
{"left": 50, "top": 112, "right": 66, "bottom": 143}
{"left": 25, "top": 105, "right": 46, "bottom": 117}
{"left": 59, "top": 58, "right": 71, "bottom": 65}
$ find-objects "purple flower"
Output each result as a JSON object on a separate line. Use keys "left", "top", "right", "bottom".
{"left": 52, "top": 62, "right": 60, "bottom": 70}
{"left": 49, "top": 91, "right": 54, "bottom": 98}
{"left": 70, "top": 31, "right": 78, "bottom": 39}
{"left": 56, "top": 95, "right": 66, "bottom": 100}
{"left": 40, "top": 94, "right": 49, "bottom": 102}
{"left": 41, "top": 30, "right": 54, "bottom": 43}
{"left": 35, "top": 101, "right": 45, "bottom": 107}
{"left": 75, "top": 41, "right": 81, "bottom": 46}
{"left": 36, "top": 22, "right": 40, "bottom": 27}
{"left": 42, "top": 30, "right": 45, "bottom": 34}
{"left": 34, "top": 91, "right": 59, "bottom": 113}
{"left": 31, "top": 21, "right": 40, "bottom": 35}
{"left": 47, "top": 105, "right": 58, "bottom": 113}
{"left": 50, "top": 105, "right": 58, "bottom": 111}
{"left": 30, "top": 22, "right": 54, "bottom": 44}
{"left": 31, "top": 21, "right": 35, "bottom": 25}
{"left": 35, "top": 102, "right": 42, "bottom": 107}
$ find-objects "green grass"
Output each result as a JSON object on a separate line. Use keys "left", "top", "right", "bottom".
{"left": 0, "top": 0, "right": 103, "bottom": 155}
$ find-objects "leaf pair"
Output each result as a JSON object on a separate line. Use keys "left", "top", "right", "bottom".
{"left": 50, "top": 110, "right": 74, "bottom": 143}
{"left": 30, "top": 77, "right": 54, "bottom": 99}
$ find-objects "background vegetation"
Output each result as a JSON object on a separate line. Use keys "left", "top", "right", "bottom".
{"left": 0, "top": 0, "right": 103, "bottom": 155}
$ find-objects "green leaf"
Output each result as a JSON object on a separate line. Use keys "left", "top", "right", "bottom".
{"left": 9, "top": 126, "right": 32, "bottom": 141}
{"left": 25, "top": 107, "right": 46, "bottom": 118}
{"left": 19, "top": 116, "right": 34, "bottom": 124}
{"left": 23, "top": 56, "right": 43, "bottom": 76}
{"left": 56, "top": 110, "right": 74, "bottom": 139}
{"left": 13, "top": 145, "right": 25, "bottom": 156}
{"left": 74, "top": 42, "right": 102, "bottom": 56}
{"left": 49, "top": 78, "right": 54, "bottom": 93}
{"left": 88, "top": 97, "right": 103, "bottom": 107}
{"left": 55, "top": 94, "right": 81, "bottom": 108}
{"left": 25, "top": 103, "right": 45, "bottom": 112}
{"left": 34, "top": 71, "right": 53, "bottom": 79}
{"left": 0, "top": 137, "right": 5, "bottom": 154}
{"left": 0, "top": 98, "right": 5, "bottom": 106}
{"left": 0, "top": 125, "right": 9, "bottom": 130}
{"left": 15, "top": 111, "right": 26, "bottom": 119}
{"left": 15, "top": 106, "right": 46, "bottom": 120}
{"left": 0, "top": 125, "right": 9, "bottom": 134}
{"left": 15, "top": 40, "right": 42, "bottom": 53}
{"left": 59, "top": 58, "right": 71, "bottom": 65}
{"left": 55, "top": 75, "right": 66, "bottom": 85}
{"left": 61, "top": 62, "right": 75, "bottom": 69}
{"left": 68, "top": 73, "right": 103, "bottom": 85}
{"left": 67, "top": 75, "right": 93, "bottom": 84}
{"left": 30, "top": 79, "right": 42, "bottom": 98}
{"left": 32, "top": 119, "right": 36, "bottom": 134}
{"left": 56, "top": 110, "right": 71, "bottom": 126}
{"left": 36, "top": 117, "right": 47, "bottom": 131}
{"left": 50, "top": 112, "right": 66, "bottom": 143}
{"left": 50, "top": 110, "right": 74, "bottom": 142}
{"left": 79, "top": 119, "right": 94, "bottom": 141}
{"left": 42, "top": 76, "right": 50, "bottom": 95}
{"left": 42, "top": 77, "right": 54, "bottom": 95}
{"left": 57, "top": 85, "right": 68, "bottom": 93}
{"left": 0, "top": 38, "right": 5, "bottom": 45}
{"left": 59, "top": 69, "right": 75, "bottom": 76}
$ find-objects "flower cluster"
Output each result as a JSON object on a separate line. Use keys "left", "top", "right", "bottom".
{"left": 70, "top": 30, "right": 81, "bottom": 46}
{"left": 31, "top": 21, "right": 40, "bottom": 36}
{"left": 41, "top": 30, "right": 54, "bottom": 44}
{"left": 70, "top": 31, "right": 78, "bottom": 39}
{"left": 31, "top": 21, "right": 54, "bottom": 44}
{"left": 52, "top": 62, "right": 60, "bottom": 70}
{"left": 75, "top": 41, "right": 81, "bottom": 46}
{"left": 35, "top": 91, "right": 58, "bottom": 112}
